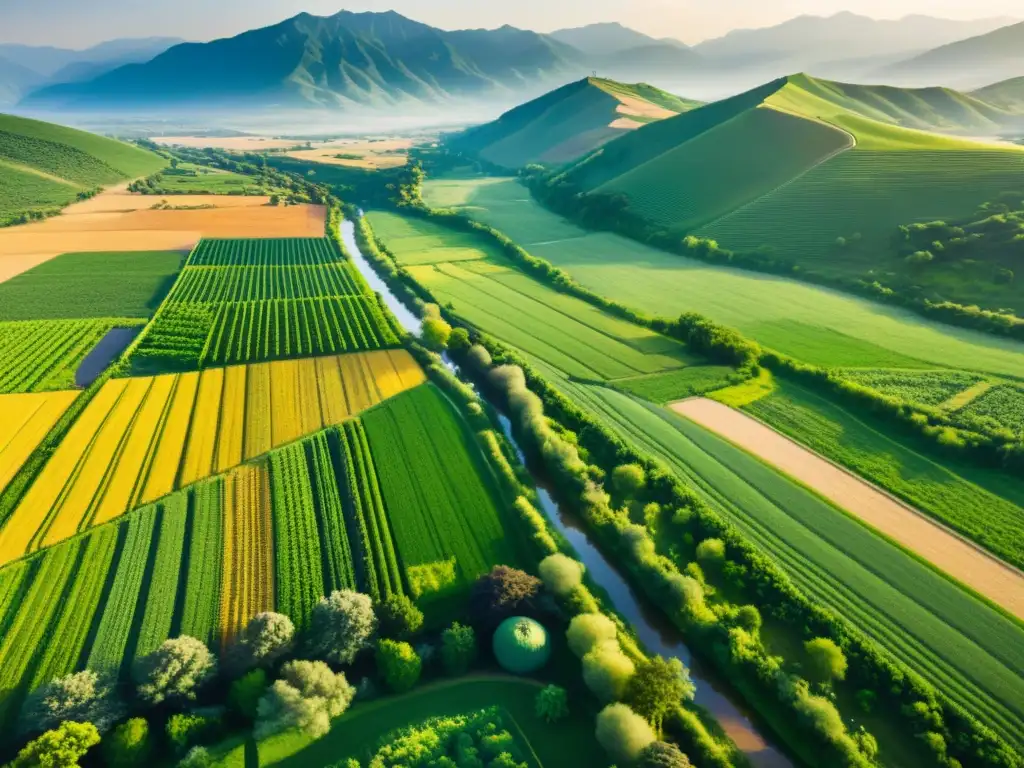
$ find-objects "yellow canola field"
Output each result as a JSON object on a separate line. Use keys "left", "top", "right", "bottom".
{"left": 0, "top": 350, "right": 424, "bottom": 565}
{"left": 0, "top": 391, "right": 79, "bottom": 495}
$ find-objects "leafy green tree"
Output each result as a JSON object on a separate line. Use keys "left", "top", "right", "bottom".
{"left": 308, "top": 590, "right": 377, "bottom": 665}
{"left": 566, "top": 613, "right": 617, "bottom": 658}
{"left": 422, "top": 317, "right": 452, "bottom": 351}
{"left": 13, "top": 721, "right": 99, "bottom": 767}
{"left": 102, "top": 718, "right": 151, "bottom": 768}
{"left": 19, "top": 670, "right": 124, "bottom": 736}
{"left": 538, "top": 554, "right": 584, "bottom": 597}
{"left": 269, "top": 194, "right": 280, "bottom": 206}
{"left": 376, "top": 640, "right": 422, "bottom": 693}
{"left": 228, "top": 669, "right": 269, "bottom": 722}
{"left": 256, "top": 660, "right": 355, "bottom": 739}
{"left": 376, "top": 594, "right": 424, "bottom": 640}
{"left": 638, "top": 740, "right": 692, "bottom": 767}
{"left": 447, "top": 327, "right": 471, "bottom": 354}
{"left": 469, "top": 566, "right": 541, "bottom": 628}
{"left": 440, "top": 622, "right": 477, "bottom": 675}
{"left": 177, "top": 746, "right": 211, "bottom": 768}
{"left": 626, "top": 657, "right": 696, "bottom": 735}
{"left": 227, "top": 612, "right": 294, "bottom": 674}
{"left": 595, "top": 703, "right": 656, "bottom": 765}
{"left": 535, "top": 685, "right": 569, "bottom": 723}
{"left": 134, "top": 636, "right": 216, "bottom": 706}
{"left": 804, "top": 637, "right": 848, "bottom": 683}
{"left": 695, "top": 538, "right": 725, "bottom": 566}
{"left": 611, "top": 464, "right": 646, "bottom": 498}
{"left": 166, "top": 713, "right": 222, "bottom": 756}
{"left": 735, "top": 605, "right": 762, "bottom": 634}
{"left": 583, "top": 641, "right": 636, "bottom": 702}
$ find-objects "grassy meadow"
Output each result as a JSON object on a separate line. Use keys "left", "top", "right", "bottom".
{"left": 531, "top": 360, "right": 1024, "bottom": 750}
{"left": 423, "top": 177, "right": 1024, "bottom": 377}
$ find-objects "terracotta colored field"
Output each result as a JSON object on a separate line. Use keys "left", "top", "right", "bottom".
{"left": 0, "top": 391, "right": 79, "bottom": 495}
{"left": 670, "top": 397, "right": 1024, "bottom": 618}
{"left": 0, "top": 350, "right": 424, "bottom": 565}
{"left": 219, "top": 463, "right": 274, "bottom": 646}
{"left": 0, "top": 188, "right": 325, "bottom": 283}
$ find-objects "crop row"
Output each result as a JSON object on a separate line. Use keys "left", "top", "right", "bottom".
{"left": 957, "top": 384, "right": 1024, "bottom": 436}
{"left": 0, "top": 351, "right": 425, "bottom": 564}
{"left": 204, "top": 297, "right": 398, "bottom": 365}
{"left": 0, "top": 319, "right": 120, "bottom": 393}
{"left": 135, "top": 498, "right": 188, "bottom": 659}
{"left": 186, "top": 237, "right": 341, "bottom": 267}
{"left": 361, "top": 385, "right": 520, "bottom": 608}
{"left": 269, "top": 444, "right": 325, "bottom": 629}
{"left": 166, "top": 264, "right": 365, "bottom": 303}
{"left": 306, "top": 433, "right": 357, "bottom": 593}
{"left": 0, "top": 391, "right": 79, "bottom": 498}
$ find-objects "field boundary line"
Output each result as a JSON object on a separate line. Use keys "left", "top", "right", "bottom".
{"left": 669, "top": 396, "right": 1024, "bottom": 617}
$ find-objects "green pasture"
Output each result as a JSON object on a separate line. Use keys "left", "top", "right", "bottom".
{"left": 531, "top": 359, "right": 1024, "bottom": 749}
{"left": 0, "top": 250, "right": 184, "bottom": 320}
{"left": 746, "top": 379, "right": 1024, "bottom": 569}
{"left": 612, "top": 365, "right": 736, "bottom": 404}
{"left": 422, "top": 177, "right": 1024, "bottom": 378}
{"left": 367, "top": 209, "right": 497, "bottom": 265}
{"left": 367, "top": 209, "right": 693, "bottom": 381}
{"left": 255, "top": 676, "right": 608, "bottom": 767}
{"left": 148, "top": 163, "right": 270, "bottom": 194}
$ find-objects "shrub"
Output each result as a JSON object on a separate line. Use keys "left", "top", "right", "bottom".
{"left": 612, "top": 464, "right": 646, "bottom": 497}
{"left": 441, "top": 622, "right": 478, "bottom": 675}
{"left": 695, "top": 538, "right": 725, "bottom": 565}
{"left": 422, "top": 317, "right": 452, "bottom": 350}
{"left": 595, "top": 703, "right": 656, "bottom": 765}
{"left": 166, "top": 713, "right": 222, "bottom": 756}
{"left": 13, "top": 721, "right": 100, "bottom": 767}
{"left": 177, "top": 746, "right": 211, "bottom": 768}
{"left": 638, "top": 740, "right": 692, "bottom": 767}
{"left": 567, "top": 613, "right": 617, "bottom": 658}
{"left": 583, "top": 641, "right": 636, "bottom": 702}
{"left": 447, "top": 327, "right": 472, "bottom": 354}
{"left": 538, "top": 553, "right": 585, "bottom": 597}
{"left": 804, "top": 637, "right": 848, "bottom": 683}
{"left": 735, "top": 605, "right": 762, "bottom": 633}
{"left": 627, "top": 657, "right": 696, "bottom": 735}
{"left": 469, "top": 566, "right": 541, "bottom": 627}
{"left": 535, "top": 685, "right": 569, "bottom": 723}
{"left": 376, "top": 594, "right": 424, "bottom": 639}
{"left": 466, "top": 344, "right": 493, "bottom": 371}
{"left": 19, "top": 670, "right": 124, "bottom": 736}
{"left": 308, "top": 590, "right": 377, "bottom": 665}
{"left": 256, "top": 660, "right": 355, "bottom": 739}
{"left": 134, "top": 636, "right": 217, "bottom": 706}
{"left": 102, "top": 718, "right": 151, "bottom": 768}
{"left": 376, "top": 640, "right": 422, "bottom": 693}
{"left": 227, "top": 612, "right": 295, "bottom": 674}
{"left": 492, "top": 617, "right": 551, "bottom": 674}
{"left": 228, "top": 669, "right": 269, "bottom": 722}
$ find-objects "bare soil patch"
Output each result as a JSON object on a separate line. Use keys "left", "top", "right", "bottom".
{"left": 670, "top": 397, "right": 1024, "bottom": 618}
{"left": 615, "top": 96, "right": 678, "bottom": 120}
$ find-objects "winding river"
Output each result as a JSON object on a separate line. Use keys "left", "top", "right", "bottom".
{"left": 341, "top": 217, "right": 792, "bottom": 768}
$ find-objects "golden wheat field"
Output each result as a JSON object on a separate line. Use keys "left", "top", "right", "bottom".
{"left": 0, "top": 349, "right": 424, "bottom": 565}
{"left": 0, "top": 391, "right": 80, "bottom": 494}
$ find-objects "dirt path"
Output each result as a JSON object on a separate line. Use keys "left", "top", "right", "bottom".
{"left": 669, "top": 397, "right": 1024, "bottom": 619}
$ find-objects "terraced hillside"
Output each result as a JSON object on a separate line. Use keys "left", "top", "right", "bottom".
{"left": 450, "top": 77, "right": 699, "bottom": 168}
{"left": 0, "top": 113, "right": 165, "bottom": 224}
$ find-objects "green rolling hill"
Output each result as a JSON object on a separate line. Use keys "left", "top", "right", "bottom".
{"left": 973, "top": 76, "right": 1024, "bottom": 112}
{"left": 543, "top": 73, "right": 1024, "bottom": 313}
{"left": 0, "top": 113, "right": 166, "bottom": 225}
{"left": 449, "top": 77, "right": 699, "bottom": 168}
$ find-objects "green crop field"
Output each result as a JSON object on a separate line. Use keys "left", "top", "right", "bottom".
{"left": 365, "top": 209, "right": 502, "bottom": 265}
{"left": 0, "top": 318, "right": 136, "bottom": 393}
{"left": 367, "top": 210, "right": 693, "bottom": 381}
{"left": 599, "top": 106, "right": 852, "bottom": 231}
{"left": 423, "top": 176, "right": 1024, "bottom": 377}
{"left": 363, "top": 384, "right": 523, "bottom": 616}
{"left": 957, "top": 384, "right": 1024, "bottom": 436}
{"left": 257, "top": 677, "right": 609, "bottom": 768}
{"left": 612, "top": 365, "right": 737, "bottom": 404}
{"left": 0, "top": 113, "right": 165, "bottom": 222}
{"left": 840, "top": 369, "right": 986, "bottom": 407}
{"left": 532, "top": 360, "right": 1024, "bottom": 748}
{"left": 178, "top": 479, "right": 224, "bottom": 646}
{"left": 745, "top": 379, "right": 1024, "bottom": 568}
{"left": 133, "top": 237, "right": 399, "bottom": 370}
{"left": 141, "top": 163, "right": 272, "bottom": 195}
{"left": 0, "top": 251, "right": 184, "bottom": 320}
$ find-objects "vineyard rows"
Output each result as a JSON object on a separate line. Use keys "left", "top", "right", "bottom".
{"left": 0, "top": 350, "right": 425, "bottom": 565}
{"left": 0, "top": 382, "right": 523, "bottom": 731}
{"left": 185, "top": 238, "right": 341, "bottom": 267}
{"left": 0, "top": 319, "right": 123, "bottom": 393}
{"left": 166, "top": 264, "right": 365, "bottom": 303}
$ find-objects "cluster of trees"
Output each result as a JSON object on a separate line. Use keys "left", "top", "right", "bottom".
{"left": 452, "top": 334, "right": 1022, "bottom": 768}
{"left": 2, "top": 188, "right": 101, "bottom": 229}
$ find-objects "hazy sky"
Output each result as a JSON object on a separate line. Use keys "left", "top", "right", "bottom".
{"left": 1, "top": 0, "right": 1020, "bottom": 48}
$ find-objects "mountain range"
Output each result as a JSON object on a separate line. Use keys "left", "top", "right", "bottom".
{"left": 12, "top": 11, "right": 1024, "bottom": 114}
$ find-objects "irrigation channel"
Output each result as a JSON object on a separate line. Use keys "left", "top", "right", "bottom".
{"left": 342, "top": 217, "right": 792, "bottom": 768}
{"left": 75, "top": 326, "right": 142, "bottom": 386}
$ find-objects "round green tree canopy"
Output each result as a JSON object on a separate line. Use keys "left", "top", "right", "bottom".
{"left": 492, "top": 617, "right": 551, "bottom": 674}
